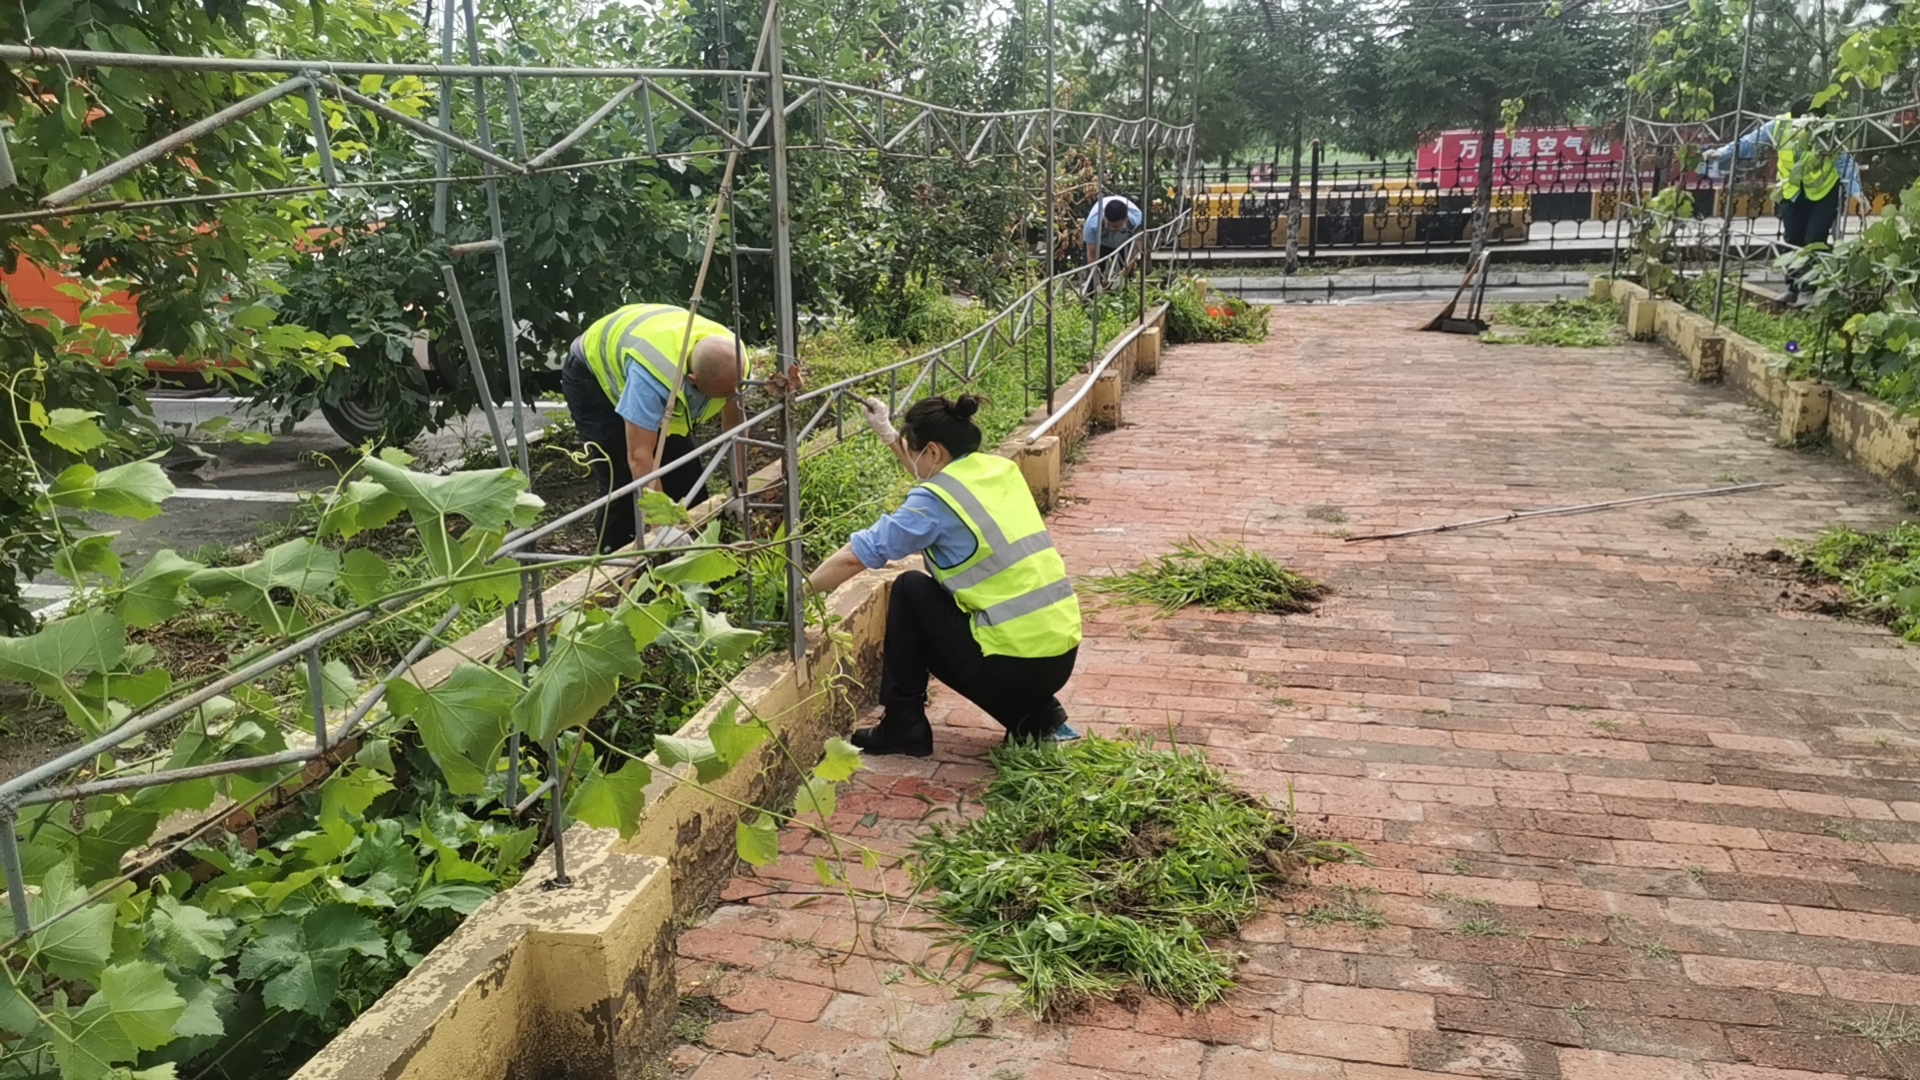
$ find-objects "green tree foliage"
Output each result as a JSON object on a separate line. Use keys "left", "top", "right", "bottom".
{"left": 1378, "top": 0, "right": 1621, "bottom": 239}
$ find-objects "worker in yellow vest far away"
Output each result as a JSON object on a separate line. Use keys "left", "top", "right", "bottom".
{"left": 805, "top": 394, "right": 1083, "bottom": 756}
{"left": 1705, "top": 96, "right": 1866, "bottom": 306}
{"left": 562, "top": 304, "right": 752, "bottom": 553}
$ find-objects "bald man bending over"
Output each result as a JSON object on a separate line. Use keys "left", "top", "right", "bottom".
{"left": 562, "top": 304, "right": 750, "bottom": 553}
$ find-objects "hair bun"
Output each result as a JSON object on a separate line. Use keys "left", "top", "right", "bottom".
{"left": 951, "top": 395, "right": 981, "bottom": 420}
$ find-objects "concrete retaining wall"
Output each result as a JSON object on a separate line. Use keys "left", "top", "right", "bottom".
{"left": 1595, "top": 277, "right": 1920, "bottom": 494}
{"left": 290, "top": 303, "right": 1171, "bottom": 1080}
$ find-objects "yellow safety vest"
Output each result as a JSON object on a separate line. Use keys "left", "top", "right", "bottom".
{"left": 917, "top": 453, "right": 1082, "bottom": 659}
{"left": 579, "top": 304, "right": 743, "bottom": 436}
{"left": 1772, "top": 115, "right": 1840, "bottom": 202}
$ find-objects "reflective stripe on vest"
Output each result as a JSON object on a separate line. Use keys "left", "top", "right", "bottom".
{"left": 578, "top": 304, "right": 740, "bottom": 436}
{"left": 1772, "top": 116, "right": 1840, "bottom": 202}
{"left": 917, "top": 455, "right": 1081, "bottom": 659}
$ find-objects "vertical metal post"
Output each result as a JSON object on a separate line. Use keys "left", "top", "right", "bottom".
{"left": 504, "top": 75, "right": 527, "bottom": 160}
{"left": 1139, "top": 0, "right": 1151, "bottom": 322}
{"left": 545, "top": 736, "right": 570, "bottom": 885}
{"left": 301, "top": 81, "right": 339, "bottom": 187}
{"left": 1308, "top": 140, "right": 1321, "bottom": 258}
{"left": 433, "top": 0, "right": 455, "bottom": 236}
{"left": 1044, "top": 0, "right": 1057, "bottom": 413}
{"left": 1712, "top": 0, "right": 1759, "bottom": 327}
{"left": 305, "top": 648, "right": 328, "bottom": 746}
{"left": 1, "top": 807, "right": 30, "bottom": 937}
{"left": 766, "top": 0, "right": 806, "bottom": 664}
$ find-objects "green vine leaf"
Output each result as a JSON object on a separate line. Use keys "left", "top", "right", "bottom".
{"left": 568, "top": 758, "right": 653, "bottom": 839}
{"left": 509, "top": 619, "right": 643, "bottom": 745}
{"left": 0, "top": 610, "right": 128, "bottom": 737}
{"left": 654, "top": 734, "right": 729, "bottom": 783}
{"left": 387, "top": 664, "right": 517, "bottom": 795}
{"left": 26, "top": 864, "right": 115, "bottom": 981}
{"left": 794, "top": 776, "right": 837, "bottom": 820}
{"left": 187, "top": 538, "right": 341, "bottom": 636}
{"left": 812, "top": 737, "right": 864, "bottom": 783}
{"left": 707, "top": 699, "right": 767, "bottom": 767}
{"left": 115, "top": 550, "right": 205, "bottom": 629}
{"left": 147, "top": 896, "right": 234, "bottom": 967}
{"left": 317, "top": 479, "right": 405, "bottom": 542}
{"left": 651, "top": 544, "right": 739, "bottom": 586}
{"left": 735, "top": 812, "right": 781, "bottom": 867}
{"left": 339, "top": 548, "right": 390, "bottom": 606}
{"left": 237, "top": 907, "right": 386, "bottom": 1018}
{"left": 97, "top": 961, "right": 188, "bottom": 1051}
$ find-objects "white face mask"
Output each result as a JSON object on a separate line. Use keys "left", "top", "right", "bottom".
{"left": 909, "top": 443, "right": 938, "bottom": 480}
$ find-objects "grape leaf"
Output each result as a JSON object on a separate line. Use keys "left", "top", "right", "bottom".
{"left": 793, "top": 776, "right": 836, "bottom": 820}
{"left": 170, "top": 977, "right": 230, "bottom": 1040}
{"left": 650, "top": 545, "right": 738, "bottom": 586}
{"left": 188, "top": 539, "right": 340, "bottom": 635}
{"left": 654, "top": 734, "right": 728, "bottom": 783}
{"left": 238, "top": 907, "right": 385, "bottom": 1018}
{"left": 0, "top": 610, "right": 128, "bottom": 737}
{"left": 621, "top": 597, "right": 681, "bottom": 652}
{"left": 735, "top": 812, "right": 781, "bottom": 867}
{"left": 115, "top": 550, "right": 205, "bottom": 629}
{"left": 386, "top": 665, "right": 516, "bottom": 795}
{"left": 148, "top": 896, "right": 233, "bottom": 967}
{"left": 568, "top": 758, "right": 652, "bottom": 839}
{"left": 87, "top": 461, "right": 175, "bottom": 520}
{"left": 509, "top": 620, "right": 642, "bottom": 744}
{"left": 707, "top": 698, "right": 767, "bottom": 767}
{"left": 338, "top": 549, "right": 389, "bottom": 606}
{"left": 317, "top": 479, "right": 405, "bottom": 541}
{"left": 812, "top": 737, "right": 864, "bottom": 783}
{"left": 25, "top": 864, "right": 113, "bottom": 981}
{"left": 99, "top": 961, "right": 187, "bottom": 1050}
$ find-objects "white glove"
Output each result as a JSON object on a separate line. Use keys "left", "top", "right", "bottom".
{"left": 649, "top": 524, "right": 692, "bottom": 550}
{"left": 1703, "top": 146, "right": 1729, "bottom": 162}
{"left": 860, "top": 396, "right": 898, "bottom": 444}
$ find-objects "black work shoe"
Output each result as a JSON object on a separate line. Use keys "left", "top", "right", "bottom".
{"left": 851, "top": 718, "right": 933, "bottom": 757}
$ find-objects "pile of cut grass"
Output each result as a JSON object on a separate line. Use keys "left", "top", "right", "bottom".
{"left": 913, "top": 735, "right": 1342, "bottom": 1014}
{"left": 1483, "top": 298, "right": 1618, "bottom": 347}
{"left": 1085, "top": 538, "right": 1327, "bottom": 616}
{"left": 1794, "top": 521, "right": 1920, "bottom": 640}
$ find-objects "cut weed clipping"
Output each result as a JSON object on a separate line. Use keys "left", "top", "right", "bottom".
{"left": 1086, "top": 539, "right": 1328, "bottom": 616}
{"left": 912, "top": 735, "right": 1354, "bottom": 1014}
{"left": 1482, "top": 299, "right": 1617, "bottom": 347}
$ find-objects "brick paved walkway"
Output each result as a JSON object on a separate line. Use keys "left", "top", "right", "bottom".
{"left": 671, "top": 305, "right": 1920, "bottom": 1080}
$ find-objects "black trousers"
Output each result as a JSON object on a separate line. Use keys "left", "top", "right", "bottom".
{"left": 1779, "top": 190, "right": 1840, "bottom": 292}
{"left": 560, "top": 344, "right": 710, "bottom": 554}
{"left": 878, "top": 570, "right": 1078, "bottom": 741}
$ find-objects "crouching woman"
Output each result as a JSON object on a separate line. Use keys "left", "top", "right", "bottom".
{"left": 804, "top": 394, "right": 1081, "bottom": 756}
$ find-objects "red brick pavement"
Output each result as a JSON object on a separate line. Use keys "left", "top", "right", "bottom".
{"left": 672, "top": 305, "right": 1920, "bottom": 1079}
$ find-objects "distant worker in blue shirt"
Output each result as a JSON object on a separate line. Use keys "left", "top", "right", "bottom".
{"left": 1084, "top": 194, "right": 1143, "bottom": 268}
{"left": 804, "top": 394, "right": 1083, "bottom": 756}
{"left": 1705, "top": 96, "right": 1866, "bottom": 305}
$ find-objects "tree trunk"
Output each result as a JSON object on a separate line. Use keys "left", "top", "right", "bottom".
{"left": 1285, "top": 122, "right": 1303, "bottom": 274}
{"left": 1468, "top": 110, "right": 1497, "bottom": 266}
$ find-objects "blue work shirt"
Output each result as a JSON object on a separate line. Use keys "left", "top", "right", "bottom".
{"left": 848, "top": 464, "right": 979, "bottom": 571}
{"left": 614, "top": 359, "right": 711, "bottom": 432}
{"left": 1708, "top": 121, "right": 1863, "bottom": 200}
{"left": 1084, "top": 196, "right": 1143, "bottom": 248}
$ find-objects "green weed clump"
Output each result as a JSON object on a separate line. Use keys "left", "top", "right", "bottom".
{"left": 913, "top": 736, "right": 1315, "bottom": 1013}
{"left": 1086, "top": 539, "right": 1327, "bottom": 616}
{"left": 1166, "top": 282, "right": 1269, "bottom": 344}
{"left": 1483, "top": 299, "right": 1617, "bottom": 347}
{"left": 1794, "top": 521, "right": 1920, "bottom": 639}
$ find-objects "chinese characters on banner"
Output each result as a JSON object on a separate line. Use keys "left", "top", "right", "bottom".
{"left": 1416, "top": 128, "right": 1622, "bottom": 188}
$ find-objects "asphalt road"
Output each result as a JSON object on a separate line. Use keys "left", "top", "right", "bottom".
{"left": 24, "top": 395, "right": 568, "bottom": 617}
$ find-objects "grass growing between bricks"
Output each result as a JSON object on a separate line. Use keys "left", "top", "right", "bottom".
{"left": 1793, "top": 521, "right": 1920, "bottom": 640}
{"left": 1482, "top": 299, "right": 1619, "bottom": 347}
{"left": 911, "top": 735, "right": 1350, "bottom": 1014}
{"left": 1084, "top": 539, "right": 1328, "bottom": 616}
